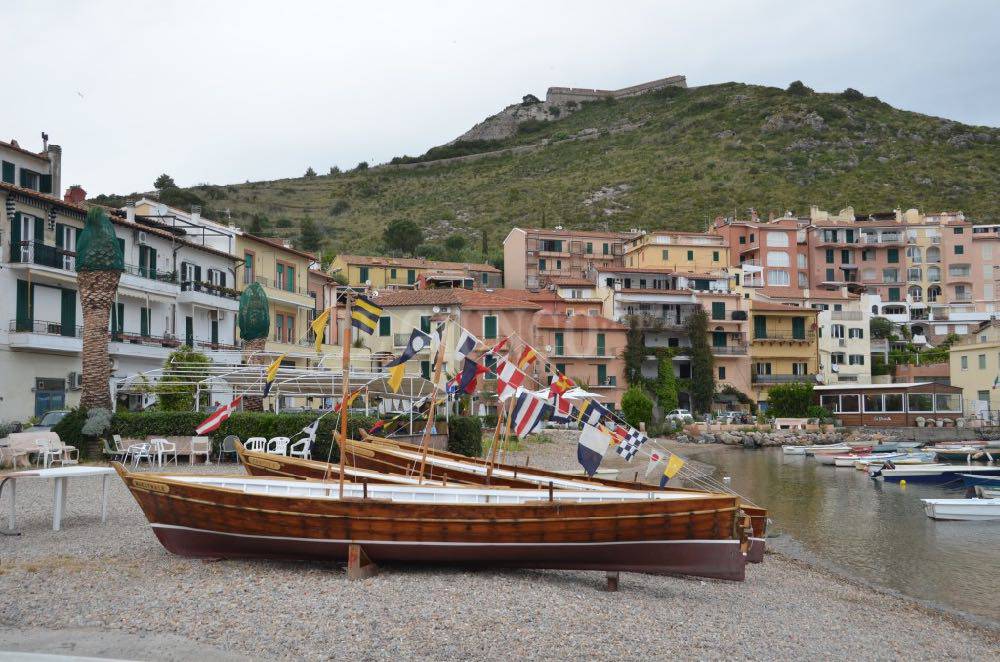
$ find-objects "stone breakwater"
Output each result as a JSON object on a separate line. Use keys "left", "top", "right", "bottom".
{"left": 673, "top": 429, "right": 900, "bottom": 448}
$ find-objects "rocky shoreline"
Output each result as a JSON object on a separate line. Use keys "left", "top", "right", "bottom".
{"left": 672, "top": 428, "right": 899, "bottom": 448}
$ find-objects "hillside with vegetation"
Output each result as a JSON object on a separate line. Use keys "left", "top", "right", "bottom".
{"left": 92, "top": 81, "right": 1000, "bottom": 264}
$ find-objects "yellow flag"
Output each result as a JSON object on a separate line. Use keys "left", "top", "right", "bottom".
{"left": 311, "top": 307, "right": 332, "bottom": 353}
{"left": 663, "top": 453, "right": 685, "bottom": 479}
{"left": 265, "top": 354, "right": 284, "bottom": 382}
{"left": 387, "top": 364, "right": 405, "bottom": 393}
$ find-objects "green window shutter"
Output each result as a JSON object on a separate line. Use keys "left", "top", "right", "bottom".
{"left": 711, "top": 301, "right": 725, "bottom": 320}
{"left": 359, "top": 266, "right": 369, "bottom": 282}
{"left": 379, "top": 316, "right": 391, "bottom": 337}
{"left": 194, "top": 265, "right": 202, "bottom": 283}
{"left": 185, "top": 316, "right": 194, "bottom": 346}
{"left": 554, "top": 332, "right": 564, "bottom": 355}
{"left": 60, "top": 289, "right": 76, "bottom": 337}
{"left": 276, "top": 263, "right": 284, "bottom": 288}
{"left": 887, "top": 248, "right": 899, "bottom": 263}
{"left": 420, "top": 315, "right": 431, "bottom": 334}
{"left": 603, "top": 243, "right": 609, "bottom": 255}
{"left": 19, "top": 169, "right": 30, "bottom": 188}
{"left": 713, "top": 251, "right": 719, "bottom": 262}
{"left": 420, "top": 360, "right": 431, "bottom": 380}
{"left": 286, "top": 266, "right": 295, "bottom": 292}
{"left": 407, "top": 269, "right": 416, "bottom": 285}
{"left": 889, "top": 287, "right": 900, "bottom": 302}
{"left": 596, "top": 333, "right": 605, "bottom": 356}
{"left": 10, "top": 212, "right": 21, "bottom": 261}
{"left": 39, "top": 174, "right": 52, "bottom": 194}
{"left": 16, "top": 280, "right": 31, "bottom": 330}
{"left": 390, "top": 268, "right": 396, "bottom": 279}
{"left": 539, "top": 258, "right": 546, "bottom": 271}
{"left": 713, "top": 331, "right": 726, "bottom": 347}
{"left": 33, "top": 217, "right": 44, "bottom": 242}
{"left": 597, "top": 364, "right": 607, "bottom": 384}
{"left": 687, "top": 250, "right": 694, "bottom": 261}
{"left": 1, "top": 161, "right": 13, "bottom": 184}
{"left": 140, "top": 307, "right": 150, "bottom": 336}
{"left": 586, "top": 242, "right": 593, "bottom": 254}
{"left": 55, "top": 223, "right": 65, "bottom": 248}
{"left": 555, "top": 362, "right": 566, "bottom": 375}
{"left": 149, "top": 247, "right": 158, "bottom": 279}
{"left": 211, "top": 320, "right": 219, "bottom": 345}
{"left": 483, "top": 315, "right": 497, "bottom": 339}
{"left": 792, "top": 317, "right": 805, "bottom": 339}
{"left": 753, "top": 315, "right": 767, "bottom": 339}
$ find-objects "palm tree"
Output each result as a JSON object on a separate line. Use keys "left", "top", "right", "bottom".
{"left": 238, "top": 282, "right": 271, "bottom": 411}
{"left": 76, "top": 208, "right": 124, "bottom": 410}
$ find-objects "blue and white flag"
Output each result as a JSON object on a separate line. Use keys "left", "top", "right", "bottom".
{"left": 576, "top": 398, "right": 611, "bottom": 429}
{"left": 455, "top": 327, "right": 479, "bottom": 360}
{"left": 577, "top": 424, "right": 611, "bottom": 476}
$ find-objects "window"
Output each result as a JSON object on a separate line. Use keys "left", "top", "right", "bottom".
{"left": 275, "top": 313, "right": 285, "bottom": 342}
{"left": 882, "top": 393, "right": 902, "bottom": 412}
{"left": 420, "top": 315, "right": 431, "bottom": 334}
{"left": 839, "top": 394, "right": 860, "bottom": 412}
{"left": 407, "top": 269, "right": 416, "bottom": 285}
{"left": 483, "top": 315, "right": 498, "bottom": 339}
{"left": 825, "top": 249, "right": 834, "bottom": 264}
{"left": 887, "top": 248, "right": 899, "bottom": 263}
{"left": 820, "top": 395, "right": 840, "bottom": 412}
{"left": 753, "top": 315, "right": 767, "bottom": 339}
{"left": 711, "top": 302, "right": 725, "bottom": 320}
{"left": 359, "top": 266, "right": 369, "bottom": 283}
{"left": 286, "top": 315, "right": 294, "bottom": 342}
{"left": 539, "top": 258, "right": 546, "bottom": 271}
{"left": 596, "top": 333, "right": 606, "bottom": 356}
{"left": 883, "top": 268, "right": 899, "bottom": 283}
{"left": 378, "top": 316, "right": 390, "bottom": 337}
{"left": 1, "top": 161, "right": 13, "bottom": 184}
{"left": 484, "top": 354, "right": 497, "bottom": 380}
{"left": 826, "top": 268, "right": 835, "bottom": 281}
{"left": 978, "top": 390, "right": 991, "bottom": 404}
{"left": 767, "top": 251, "right": 790, "bottom": 267}
{"left": 686, "top": 250, "right": 694, "bottom": 261}
{"left": 602, "top": 243, "right": 609, "bottom": 255}
{"left": 955, "top": 245, "right": 965, "bottom": 255}
{"left": 766, "top": 231, "right": 789, "bottom": 247}
{"left": 420, "top": 360, "right": 431, "bottom": 380}
{"left": 935, "top": 393, "right": 961, "bottom": 413}
{"left": 749, "top": 233, "right": 755, "bottom": 243}
{"left": 586, "top": 242, "right": 593, "bottom": 254}
{"left": 831, "top": 352, "right": 844, "bottom": 365}
{"left": 798, "top": 272, "right": 808, "bottom": 288}
{"left": 718, "top": 366, "right": 726, "bottom": 379}
{"left": 596, "top": 364, "right": 607, "bottom": 384}
{"left": 244, "top": 252, "right": 255, "bottom": 285}
{"left": 841, "top": 249, "right": 851, "bottom": 263}
{"left": 140, "top": 307, "right": 151, "bottom": 337}
{"left": 888, "top": 287, "right": 900, "bottom": 302}
{"left": 713, "top": 251, "right": 720, "bottom": 262}
{"left": 739, "top": 236, "right": 746, "bottom": 245}
{"left": 390, "top": 268, "right": 397, "bottom": 279}
{"left": 864, "top": 394, "right": 884, "bottom": 412}
{"left": 848, "top": 327, "right": 864, "bottom": 339}
{"left": 661, "top": 249, "right": 669, "bottom": 260}
{"left": 755, "top": 362, "right": 772, "bottom": 376}
{"left": 792, "top": 317, "right": 806, "bottom": 340}
{"left": 979, "top": 354, "right": 987, "bottom": 370}
{"left": 849, "top": 354, "right": 865, "bottom": 365}
{"left": 792, "top": 362, "right": 809, "bottom": 376}
{"left": 767, "top": 269, "right": 789, "bottom": 286}
{"left": 953, "top": 227, "right": 964, "bottom": 234}
{"left": 832, "top": 324, "right": 845, "bottom": 338}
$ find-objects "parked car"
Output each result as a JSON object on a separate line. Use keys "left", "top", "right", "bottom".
{"left": 665, "top": 409, "right": 694, "bottom": 424}
{"left": 24, "top": 409, "right": 70, "bottom": 433}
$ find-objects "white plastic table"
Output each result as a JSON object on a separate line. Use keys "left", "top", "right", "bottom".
{"left": 2, "top": 466, "right": 114, "bottom": 531}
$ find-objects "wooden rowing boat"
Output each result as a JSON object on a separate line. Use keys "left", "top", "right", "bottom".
{"left": 236, "top": 436, "right": 768, "bottom": 560}
{"left": 114, "top": 463, "right": 750, "bottom": 580}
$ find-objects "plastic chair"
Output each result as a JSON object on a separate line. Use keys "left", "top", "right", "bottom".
{"left": 190, "top": 436, "right": 212, "bottom": 465}
{"left": 245, "top": 437, "right": 267, "bottom": 452}
{"left": 101, "top": 438, "right": 125, "bottom": 463}
{"left": 218, "top": 435, "right": 239, "bottom": 463}
{"left": 129, "top": 443, "right": 153, "bottom": 468}
{"left": 266, "top": 437, "right": 290, "bottom": 455}
{"left": 150, "top": 438, "right": 178, "bottom": 467}
{"left": 35, "top": 440, "right": 61, "bottom": 469}
{"left": 288, "top": 427, "right": 316, "bottom": 460}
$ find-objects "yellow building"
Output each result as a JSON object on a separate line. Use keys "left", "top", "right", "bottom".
{"left": 329, "top": 255, "right": 502, "bottom": 290}
{"left": 236, "top": 233, "right": 331, "bottom": 363}
{"left": 622, "top": 231, "right": 730, "bottom": 273}
{"left": 949, "top": 320, "right": 1000, "bottom": 416}
{"left": 749, "top": 301, "right": 820, "bottom": 408}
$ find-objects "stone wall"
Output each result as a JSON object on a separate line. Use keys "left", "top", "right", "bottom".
{"left": 545, "top": 74, "right": 687, "bottom": 104}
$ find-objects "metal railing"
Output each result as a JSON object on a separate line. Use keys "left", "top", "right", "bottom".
{"left": 8, "top": 319, "right": 83, "bottom": 337}
{"left": 751, "top": 374, "right": 817, "bottom": 384}
{"left": 9, "top": 241, "right": 76, "bottom": 271}
{"left": 109, "top": 330, "right": 183, "bottom": 348}
{"left": 711, "top": 344, "right": 748, "bottom": 355}
{"left": 830, "top": 311, "right": 863, "bottom": 321}
{"left": 552, "top": 347, "right": 620, "bottom": 358}
{"left": 180, "top": 280, "right": 239, "bottom": 300}
{"left": 253, "top": 275, "right": 312, "bottom": 297}
{"left": 122, "top": 263, "right": 178, "bottom": 283}
{"left": 861, "top": 235, "right": 903, "bottom": 244}
{"left": 752, "top": 332, "right": 816, "bottom": 342}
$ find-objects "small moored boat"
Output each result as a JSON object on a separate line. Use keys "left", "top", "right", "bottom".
{"left": 921, "top": 497, "right": 1000, "bottom": 521}
{"left": 878, "top": 464, "right": 1000, "bottom": 484}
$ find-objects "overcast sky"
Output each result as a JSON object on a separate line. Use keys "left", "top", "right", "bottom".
{"left": 4, "top": 0, "right": 997, "bottom": 195}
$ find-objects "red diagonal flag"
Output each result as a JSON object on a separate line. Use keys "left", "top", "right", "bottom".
{"left": 195, "top": 396, "right": 242, "bottom": 435}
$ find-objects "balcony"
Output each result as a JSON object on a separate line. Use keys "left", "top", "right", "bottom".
{"left": 178, "top": 281, "right": 241, "bottom": 311}
{"left": 627, "top": 313, "right": 693, "bottom": 330}
{"left": 7, "top": 242, "right": 77, "bottom": 283}
{"left": 252, "top": 275, "right": 315, "bottom": 307}
{"left": 752, "top": 332, "right": 816, "bottom": 342}
{"left": 860, "top": 234, "right": 903, "bottom": 245}
{"left": 108, "top": 331, "right": 183, "bottom": 360}
{"left": 7, "top": 319, "right": 83, "bottom": 354}
{"left": 752, "top": 373, "right": 818, "bottom": 384}
{"left": 712, "top": 343, "right": 748, "bottom": 355}
{"left": 119, "top": 263, "right": 181, "bottom": 298}
{"left": 591, "top": 377, "right": 619, "bottom": 389}
{"left": 830, "top": 311, "right": 863, "bottom": 321}
{"left": 552, "top": 347, "right": 621, "bottom": 359}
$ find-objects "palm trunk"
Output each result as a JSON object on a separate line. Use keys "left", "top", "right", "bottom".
{"left": 243, "top": 337, "right": 267, "bottom": 411}
{"left": 78, "top": 270, "right": 122, "bottom": 410}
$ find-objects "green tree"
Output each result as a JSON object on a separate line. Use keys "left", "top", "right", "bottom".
{"left": 304, "top": 167, "right": 317, "bottom": 178}
{"left": 653, "top": 356, "right": 679, "bottom": 412}
{"left": 621, "top": 387, "right": 653, "bottom": 428}
{"left": 297, "top": 217, "right": 323, "bottom": 252}
{"left": 383, "top": 219, "right": 424, "bottom": 255}
{"left": 444, "top": 233, "right": 467, "bottom": 259}
{"left": 766, "top": 382, "right": 815, "bottom": 418}
{"left": 686, "top": 308, "right": 715, "bottom": 414}
{"left": 247, "top": 214, "right": 270, "bottom": 236}
{"left": 870, "top": 316, "right": 894, "bottom": 340}
{"left": 157, "top": 346, "right": 212, "bottom": 411}
{"left": 621, "top": 316, "right": 646, "bottom": 385}
{"left": 786, "top": 80, "right": 813, "bottom": 96}
{"left": 154, "top": 173, "right": 176, "bottom": 190}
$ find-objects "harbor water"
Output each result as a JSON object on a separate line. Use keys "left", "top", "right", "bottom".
{"left": 682, "top": 445, "right": 1000, "bottom": 625}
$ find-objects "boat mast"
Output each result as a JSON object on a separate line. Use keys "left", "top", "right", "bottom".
{"left": 416, "top": 315, "right": 449, "bottom": 484}
{"left": 338, "top": 291, "right": 353, "bottom": 499}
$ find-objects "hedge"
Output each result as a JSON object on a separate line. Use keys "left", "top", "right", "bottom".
{"left": 111, "top": 411, "right": 378, "bottom": 462}
{"left": 447, "top": 416, "right": 483, "bottom": 457}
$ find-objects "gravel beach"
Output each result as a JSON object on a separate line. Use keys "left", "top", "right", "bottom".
{"left": 1, "top": 440, "right": 997, "bottom": 661}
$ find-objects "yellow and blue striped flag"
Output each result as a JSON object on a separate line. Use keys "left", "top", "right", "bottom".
{"left": 351, "top": 295, "right": 382, "bottom": 335}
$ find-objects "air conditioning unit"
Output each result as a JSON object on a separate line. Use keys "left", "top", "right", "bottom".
{"left": 67, "top": 372, "right": 82, "bottom": 390}
{"left": 137, "top": 231, "right": 149, "bottom": 245}
{"left": 110, "top": 358, "right": 120, "bottom": 371}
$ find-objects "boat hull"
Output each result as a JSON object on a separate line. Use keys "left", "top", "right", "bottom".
{"left": 961, "top": 473, "right": 1000, "bottom": 489}
{"left": 922, "top": 498, "right": 1000, "bottom": 521}
{"left": 117, "top": 466, "right": 748, "bottom": 581}
{"left": 151, "top": 524, "right": 747, "bottom": 580}
{"left": 881, "top": 466, "right": 1000, "bottom": 484}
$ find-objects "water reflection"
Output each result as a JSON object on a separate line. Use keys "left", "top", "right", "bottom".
{"left": 682, "top": 446, "right": 1000, "bottom": 624}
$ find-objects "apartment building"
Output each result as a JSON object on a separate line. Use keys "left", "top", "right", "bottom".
{"left": 749, "top": 300, "right": 820, "bottom": 408}
{"left": 329, "top": 255, "right": 502, "bottom": 290}
{"left": 622, "top": 230, "right": 730, "bottom": 273}
{"left": 503, "top": 227, "right": 636, "bottom": 289}
{"left": 712, "top": 216, "right": 806, "bottom": 297}
{"left": 534, "top": 314, "right": 627, "bottom": 409}
{"left": 948, "top": 320, "right": 1000, "bottom": 417}
{"left": 1, "top": 136, "right": 61, "bottom": 197}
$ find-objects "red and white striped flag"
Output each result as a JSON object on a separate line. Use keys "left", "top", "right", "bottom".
{"left": 195, "top": 396, "right": 242, "bottom": 435}
{"left": 495, "top": 358, "right": 525, "bottom": 401}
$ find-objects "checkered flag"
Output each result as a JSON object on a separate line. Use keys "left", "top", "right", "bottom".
{"left": 614, "top": 425, "right": 648, "bottom": 461}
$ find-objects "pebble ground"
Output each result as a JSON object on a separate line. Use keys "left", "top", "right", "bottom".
{"left": 1, "top": 446, "right": 997, "bottom": 661}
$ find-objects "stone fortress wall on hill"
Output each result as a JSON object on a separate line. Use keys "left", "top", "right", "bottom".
{"left": 545, "top": 74, "right": 687, "bottom": 105}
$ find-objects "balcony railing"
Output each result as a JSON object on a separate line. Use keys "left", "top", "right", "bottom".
{"left": 861, "top": 235, "right": 903, "bottom": 245}
{"left": 627, "top": 314, "right": 692, "bottom": 330}
{"left": 592, "top": 377, "right": 619, "bottom": 388}
{"left": 9, "top": 319, "right": 83, "bottom": 337}
{"left": 9, "top": 241, "right": 76, "bottom": 271}
{"left": 181, "top": 280, "right": 239, "bottom": 300}
{"left": 122, "top": 263, "right": 178, "bottom": 283}
{"left": 752, "top": 332, "right": 815, "bottom": 342}
{"left": 193, "top": 338, "right": 241, "bottom": 351}
{"left": 752, "top": 374, "right": 818, "bottom": 384}
{"left": 830, "top": 311, "right": 863, "bottom": 321}
{"left": 253, "top": 275, "right": 313, "bottom": 297}
{"left": 109, "top": 331, "right": 183, "bottom": 348}
{"left": 711, "top": 344, "right": 748, "bottom": 355}
{"left": 552, "top": 347, "right": 621, "bottom": 358}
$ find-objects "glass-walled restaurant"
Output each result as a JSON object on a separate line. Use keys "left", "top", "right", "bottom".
{"left": 814, "top": 382, "right": 964, "bottom": 427}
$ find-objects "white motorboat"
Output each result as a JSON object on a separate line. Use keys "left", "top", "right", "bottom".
{"left": 879, "top": 464, "right": 1000, "bottom": 483}
{"left": 833, "top": 453, "right": 901, "bottom": 468}
{"left": 975, "top": 486, "right": 1000, "bottom": 499}
{"left": 922, "top": 498, "right": 1000, "bottom": 521}
{"left": 803, "top": 444, "right": 853, "bottom": 456}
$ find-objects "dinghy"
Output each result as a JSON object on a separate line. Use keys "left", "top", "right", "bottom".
{"left": 878, "top": 464, "right": 1000, "bottom": 484}
{"left": 921, "top": 497, "right": 1000, "bottom": 521}
{"left": 114, "top": 463, "right": 752, "bottom": 580}
{"left": 960, "top": 473, "right": 1000, "bottom": 489}
{"left": 974, "top": 486, "right": 1000, "bottom": 499}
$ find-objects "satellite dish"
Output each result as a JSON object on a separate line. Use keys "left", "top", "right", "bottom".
{"left": 365, "top": 280, "right": 372, "bottom": 286}
{"left": 432, "top": 306, "right": 440, "bottom": 314}
{"left": 371, "top": 290, "right": 379, "bottom": 297}
{"left": 545, "top": 345, "right": 552, "bottom": 352}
